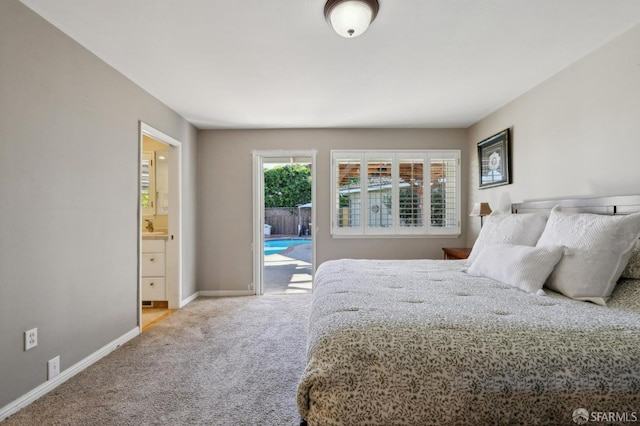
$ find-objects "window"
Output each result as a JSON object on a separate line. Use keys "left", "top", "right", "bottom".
{"left": 331, "top": 150, "right": 461, "bottom": 237}
{"left": 141, "top": 152, "right": 155, "bottom": 216}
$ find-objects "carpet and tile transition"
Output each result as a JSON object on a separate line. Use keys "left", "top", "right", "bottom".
{"left": 3, "top": 295, "right": 311, "bottom": 426}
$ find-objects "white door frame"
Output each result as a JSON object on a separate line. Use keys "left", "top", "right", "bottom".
{"left": 252, "top": 150, "right": 317, "bottom": 295}
{"left": 139, "top": 122, "right": 183, "bottom": 319}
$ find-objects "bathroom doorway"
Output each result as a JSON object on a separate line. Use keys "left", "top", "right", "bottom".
{"left": 252, "top": 151, "right": 316, "bottom": 295}
{"left": 139, "top": 122, "right": 182, "bottom": 330}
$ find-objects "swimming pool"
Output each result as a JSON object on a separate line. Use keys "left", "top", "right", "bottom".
{"left": 264, "top": 238, "right": 311, "bottom": 256}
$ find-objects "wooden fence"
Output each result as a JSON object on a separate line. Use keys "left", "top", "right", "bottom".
{"left": 265, "top": 207, "right": 312, "bottom": 235}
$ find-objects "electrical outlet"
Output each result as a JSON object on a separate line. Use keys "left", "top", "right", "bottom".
{"left": 48, "top": 356, "right": 60, "bottom": 380}
{"left": 24, "top": 328, "right": 37, "bottom": 351}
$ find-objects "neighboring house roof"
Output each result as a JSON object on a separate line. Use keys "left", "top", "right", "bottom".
{"left": 339, "top": 178, "right": 418, "bottom": 195}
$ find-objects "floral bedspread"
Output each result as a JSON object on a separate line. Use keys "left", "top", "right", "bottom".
{"left": 297, "top": 259, "right": 640, "bottom": 425}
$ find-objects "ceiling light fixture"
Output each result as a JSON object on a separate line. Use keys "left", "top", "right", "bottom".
{"left": 324, "top": 0, "right": 380, "bottom": 38}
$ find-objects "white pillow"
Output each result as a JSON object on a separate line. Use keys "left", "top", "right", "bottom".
{"left": 467, "top": 243, "right": 565, "bottom": 293}
{"left": 536, "top": 206, "right": 640, "bottom": 305}
{"left": 621, "top": 239, "right": 640, "bottom": 279}
{"left": 467, "top": 211, "right": 548, "bottom": 264}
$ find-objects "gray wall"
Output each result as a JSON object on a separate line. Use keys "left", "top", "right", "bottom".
{"left": 197, "top": 129, "right": 468, "bottom": 292}
{"left": 0, "top": 0, "right": 198, "bottom": 407}
{"left": 466, "top": 24, "right": 640, "bottom": 245}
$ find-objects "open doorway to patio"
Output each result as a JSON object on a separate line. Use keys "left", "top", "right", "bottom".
{"left": 252, "top": 151, "right": 316, "bottom": 295}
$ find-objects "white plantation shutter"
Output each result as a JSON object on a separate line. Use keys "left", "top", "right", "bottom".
{"left": 427, "top": 151, "right": 461, "bottom": 235}
{"left": 397, "top": 155, "right": 426, "bottom": 234}
{"left": 141, "top": 152, "right": 155, "bottom": 216}
{"left": 332, "top": 150, "right": 461, "bottom": 237}
{"left": 365, "top": 153, "right": 394, "bottom": 234}
{"left": 333, "top": 154, "right": 363, "bottom": 235}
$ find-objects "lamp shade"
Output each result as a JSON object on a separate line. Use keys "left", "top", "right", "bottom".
{"left": 324, "top": 0, "right": 379, "bottom": 38}
{"left": 470, "top": 202, "right": 492, "bottom": 217}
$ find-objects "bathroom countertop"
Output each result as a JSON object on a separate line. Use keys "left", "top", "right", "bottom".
{"left": 142, "top": 233, "right": 169, "bottom": 240}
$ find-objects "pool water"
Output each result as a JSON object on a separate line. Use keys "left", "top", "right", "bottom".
{"left": 264, "top": 239, "right": 312, "bottom": 256}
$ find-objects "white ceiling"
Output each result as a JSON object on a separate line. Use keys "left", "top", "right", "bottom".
{"left": 21, "top": 0, "right": 640, "bottom": 130}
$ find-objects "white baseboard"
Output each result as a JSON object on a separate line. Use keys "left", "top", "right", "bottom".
{"left": 199, "top": 290, "right": 254, "bottom": 297}
{"left": 180, "top": 291, "right": 200, "bottom": 307}
{"left": 0, "top": 327, "right": 140, "bottom": 422}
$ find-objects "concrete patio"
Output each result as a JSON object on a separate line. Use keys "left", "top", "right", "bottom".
{"left": 264, "top": 240, "right": 312, "bottom": 294}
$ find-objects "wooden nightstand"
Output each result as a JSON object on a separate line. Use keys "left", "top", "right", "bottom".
{"left": 442, "top": 247, "right": 472, "bottom": 260}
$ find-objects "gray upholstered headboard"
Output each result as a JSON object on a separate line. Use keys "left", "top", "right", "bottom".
{"left": 512, "top": 195, "right": 640, "bottom": 216}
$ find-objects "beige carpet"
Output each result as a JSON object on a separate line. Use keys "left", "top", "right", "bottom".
{"left": 2, "top": 295, "right": 311, "bottom": 426}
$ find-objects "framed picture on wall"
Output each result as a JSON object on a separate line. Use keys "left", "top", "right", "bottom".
{"left": 478, "top": 129, "right": 511, "bottom": 189}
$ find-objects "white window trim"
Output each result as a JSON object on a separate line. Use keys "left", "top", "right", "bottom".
{"left": 331, "top": 149, "right": 461, "bottom": 238}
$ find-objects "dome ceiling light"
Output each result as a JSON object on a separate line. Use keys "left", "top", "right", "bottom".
{"left": 324, "top": 0, "right": 380, "bottom": 38}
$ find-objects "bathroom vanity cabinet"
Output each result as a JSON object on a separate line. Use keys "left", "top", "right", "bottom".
{"left": 141, "top": 239, "right": 166, "bottom": 301}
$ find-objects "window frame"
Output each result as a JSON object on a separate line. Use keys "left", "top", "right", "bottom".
{"left": 331, "top": 149, "right": 461, "bottom": 237}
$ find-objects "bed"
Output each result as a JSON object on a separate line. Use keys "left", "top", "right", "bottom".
{"left": 297, "top": 195, "right": 640, "bottom": 425}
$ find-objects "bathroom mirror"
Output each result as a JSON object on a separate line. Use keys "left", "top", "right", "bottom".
{"left": 155, "top": 152, "right": 169, "bottom": 215}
